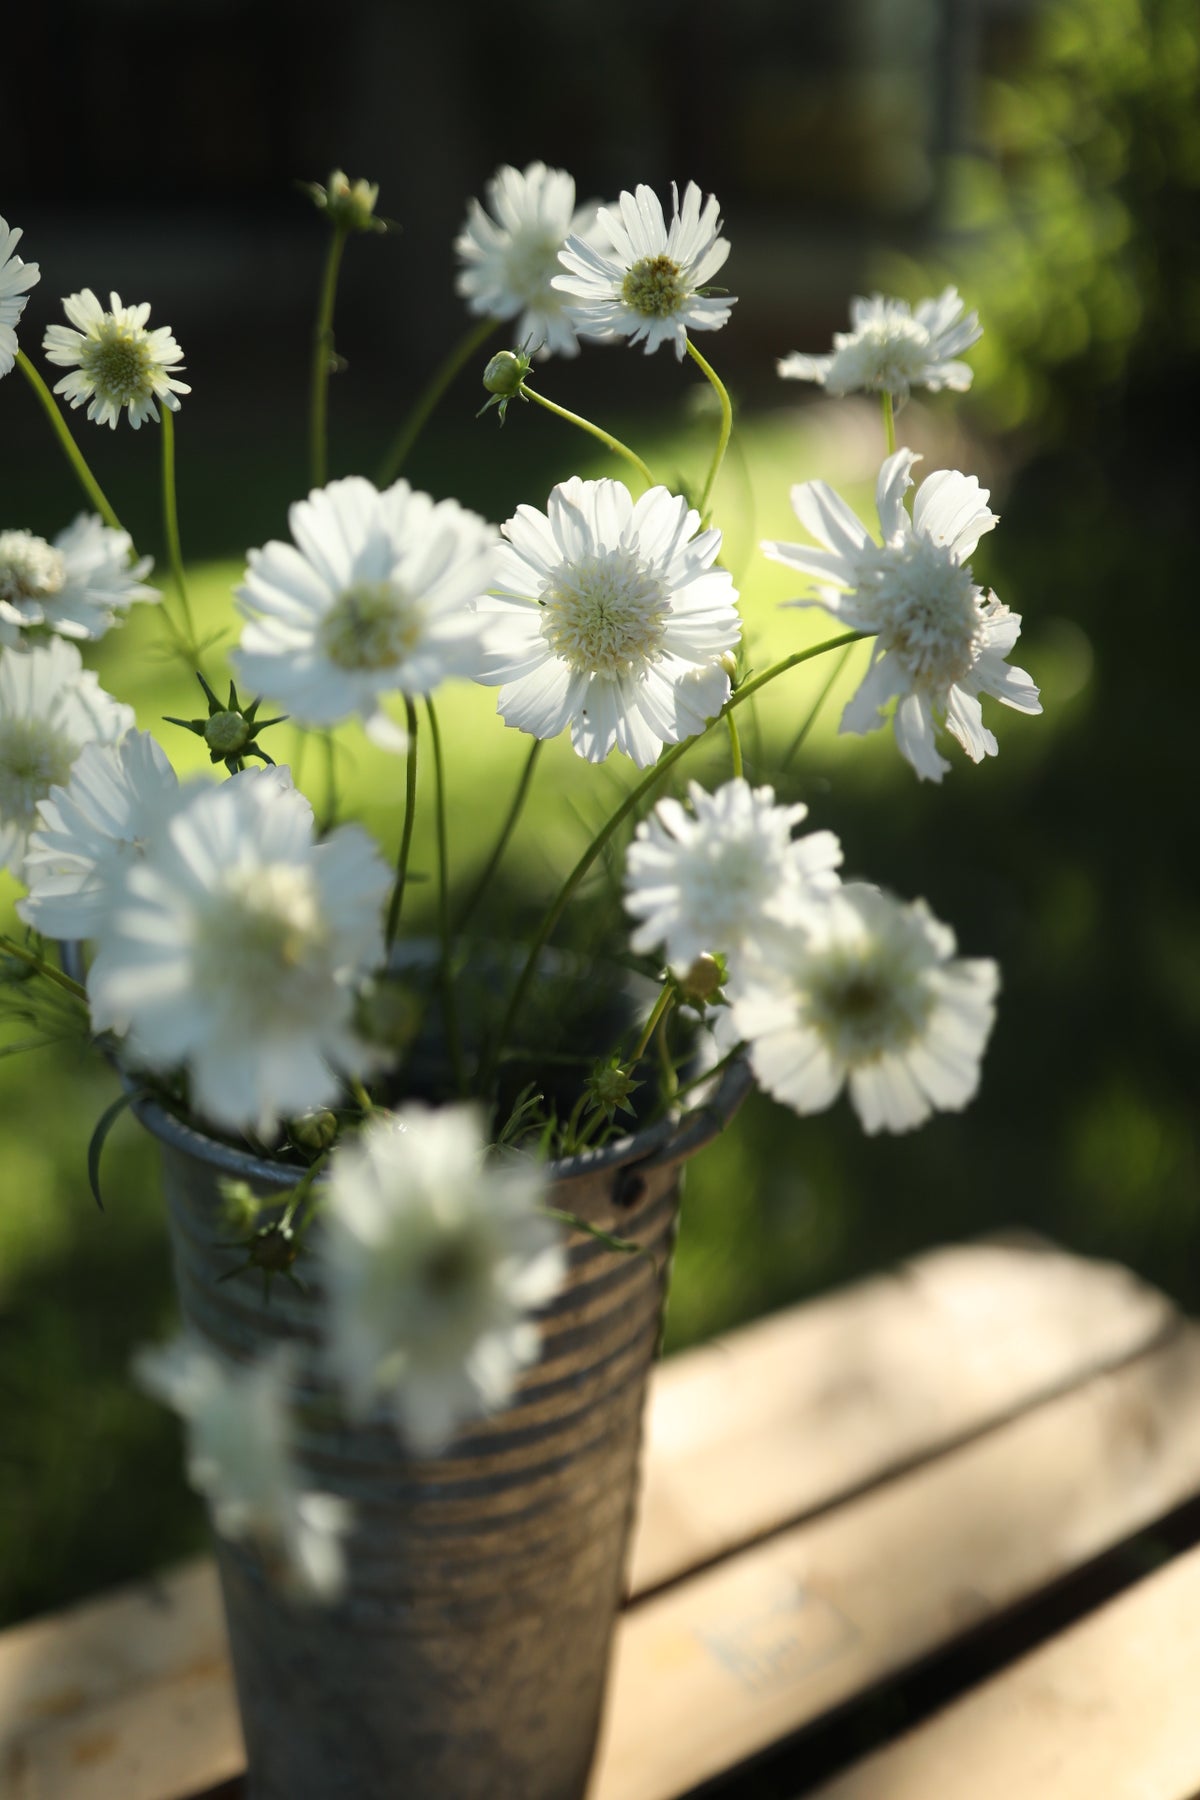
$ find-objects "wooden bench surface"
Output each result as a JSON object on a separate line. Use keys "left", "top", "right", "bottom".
{"left": 3, "top": 1235, "right": 1200, "bottom": 1799}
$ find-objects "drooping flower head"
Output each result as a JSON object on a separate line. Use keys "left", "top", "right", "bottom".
{"left": 133, "top": 1337, "right": 350, "bottom": 1602}
{"left": 778, "top": 289, "right": 982, "bottom": 402}
{"left": 0, "top": 639, "right": 135, "bottom": 875}
{"left": 731, "top": 882, "right": 999, "bottom": 1135}
{"left": 0, "top": 215, "right": 40, "bottom": 379}
{"left": 43, "top": 290, "right": 190, "bottom": 429}
{"left": 624, "top": 777, "right": 842, "bottom": 976}
{"left": 455, "top": 161, "right": 605, "bottom": 360}
{"left": 476, "top": 477, "right": 740, "bottom": 767}
{"left": 18, "top": 730, "right": 179, "bottom": 941}
{"left": 322, "top": 1104, "right": 565, "bottom": 1452}
{"left": 554, "top": 181, "right": 735, "bottom": 359}
{"left": 762, "top": 448, "right": 1041, "bottom": 782}
{"left": 233, "top": 476, "right": 496, "bottom": 751}
{"left": 87, "top": 769, "right": 392, "bottom": 1135}
{"left": 0, "top": 514, "right": 155, "bottom": 645}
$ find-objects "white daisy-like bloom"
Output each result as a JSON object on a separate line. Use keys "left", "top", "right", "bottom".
{"left": 233, "top": 476, "right": 496, "bottom": 752}
{"left": 624, "top": 777, "right": 842, "bottom": 976}
{"left": 133, "top": 1337, "right": 350, "bottom": 1603}
{"left": 322, "top": 1104, "right": 566, "bottom": 1453}
{"left": 0, "top": 639, "right": 135, "bottom": 876}
{"left": 762, "top": 448, "right": 1041, "bottom": 782}
{"left": 18, "top": 731, "right": 179, "bottom": 941}
{"left": 87, "top": 770, "right": 392, "bottom": 1136}
{"left": 553, "top": 180, "right": 734, "bottom": 359}
{"left": 0, "top": 215, "right": 40, "bottom": 379}
{"left": 475, "top": 477, "right": 740, "bottom": 767}
{"left": 43, "top": 289, "right": 190, "bottom": 430}
{"left": 732, "top": 882, "right": 999, "bottom": 1135}
{"left": 0, "top": 514, "right": 155, "bottom": 645}
{"left": 455, "top": 161, "right": 606, "bottom": 360}
{"left": 778, "top": 288, "right": 982, "bottom": 402}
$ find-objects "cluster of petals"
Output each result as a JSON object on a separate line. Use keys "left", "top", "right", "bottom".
{"left": 134, "top": 1337, "right": 349, "bottom": 1602}
{"left": 43, "top": 289, "right": 190, "bottom": 429}
{"left": 0, "top": 214, "right": 40, "bottom": 379}
{"left": 762, "top": 448, "right": 1041, "bottom": 782}
{"left": 455, "top": 161, "right": 606, "bottom": 360}
{"left": 0, "top": 513, "right": 155, "bottom": 645}
{"left": 0, "top": 638, "right": 134, "bottom": 875}
{"left": 624, "top": 777, "right": 841, "bottom": 976}
{"left": 730, "top": 882, "right": 999, "bottom": 1135}
{"left": 554, "top": 181, "right": 734, "bottom": 359}
{"left": 86, "top": 768, "right": 392, "bottom": 1136}
{"left": 475, "top": 477, "right": 740, "bottom": 767}
{"left": 778, "top": 288, "right": 982, "bottom": 401}
{"left": 234, "top": 475, "right": 496, "bottom": 751}
{"left": 321, "top": 1103, "right": 565, "bottom": 1452}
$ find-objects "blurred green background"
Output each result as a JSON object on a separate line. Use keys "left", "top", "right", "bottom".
{"left": 2, "top": 0, "right": 1198, "bottom": 1625}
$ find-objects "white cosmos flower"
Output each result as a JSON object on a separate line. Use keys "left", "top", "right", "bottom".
{"left": 87, "top": 770, "right": 392, "bottom": 1136}
{"left": 18, "top": 731, "right": 179, "bottom": 941}
{"left": 233, "top": 476, "right": 496, "bottom": 751}
{"left": 731, "top": 882, "right": 999, "bottom": 1135}
{"left": 322, "top": 1104, "right": 565, "bottom": 1453}
{"left": 624, "top": 777, "right": 842, "bottom": 975}
{"left": 475, "top": 478, "right": 740, "bottom": 767}
{"left": 554, "top": 181, "right": 734, "bottom": 359}
{"left": 455, "top": 161, "right": 606, "bottom": 360}
{"left": 778, "top": 289, "right": 982, "bottom": 402}
{"left": 762, "top": 448, "right": 1041, "bottom": 782}
{"left": 43, "top": 290, "right": 190, "bottom": 430}
{"left": 134, "top": 1337, "right": 350, "bottom": 1603}
{"left": 0, "top": 639, "right": 135, "bottom": 876}
{"left": 0, "top": 215, "right": 40, "bottom": 379}
{"left": 0, "top": 514, "right": 155, "bottom": 645}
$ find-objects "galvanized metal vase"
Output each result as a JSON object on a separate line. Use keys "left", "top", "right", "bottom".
{"left": 135, "top": 1055, "right": 750, "bottom": 1800}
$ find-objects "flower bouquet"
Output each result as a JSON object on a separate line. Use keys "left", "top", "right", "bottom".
{"left": 0, "top": 165, "right": 1039, "bottom": 1799}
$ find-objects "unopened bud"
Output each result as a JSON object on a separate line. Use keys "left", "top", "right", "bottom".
{"left": 718, "top": 651, "right": 739, "bottom": 680}
{"left": 482, "top": 350, "right": 529, "bottom": 398}
{"left": 204, "top": 710, "right": 252, "bottom": 758}
{"left": 249, "top": 1223, "right": 299, "bottom": 1274}
{"left": 322, "top": 170, "right": 382, "bottom": 233}
{"left": 288, "top": 1110, "right": 339, "bottom": 1154}
{"left": 678, "top": 953, "right": 724, "bottom": 1004}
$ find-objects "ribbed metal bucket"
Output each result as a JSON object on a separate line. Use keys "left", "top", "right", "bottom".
{"left": 136, "top": 1056, "right": 750, "bottom": 1800}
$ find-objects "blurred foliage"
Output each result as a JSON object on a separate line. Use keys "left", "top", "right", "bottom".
{"left": 885, "top": 0, "right": 1200, "bottom": 432}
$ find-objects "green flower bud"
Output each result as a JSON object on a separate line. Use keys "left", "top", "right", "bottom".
{"left": 249, "top": 1223, "right": 299, "bottom": 1274}
{"left": 203, "top": 709, "right": 252, "bottom": 758}
{"left": 586, "top": 1057, "right": 642, "bottom": 1121}
{"left": 218, "top": 1178, "right": 263, "bottom": 1234}
{"left": 482, "top": 350, "right": 529, "bottom": 398}
{"left": 323, "top": 170, "right": 382, "bottom": 233}
{"left": 677, "top": 953, "right": 725, "bottom": 1005}
{"left": 288, "top": 1110, "right": 339, "bottom": 1154}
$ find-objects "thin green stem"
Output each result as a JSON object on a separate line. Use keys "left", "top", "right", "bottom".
{"left": 384, "top": 700, "right": 420, "bottom": 949}
{"left": 685, "top": 337, "right": 733, "bottom": 522}
{"left": 310, "top": 225, "right": 348, "bottom": 489}
{"left": 319, "top": 732, "right": 339, "bottom": 833}
{"left": 378, "top": 316, "right": 497, "bottom": 486}
{"left": 726, "top": 710, "right": 744, "bottom": 778}
{"left": 159, "top": 408, "right": 200, "bottom": 663}
{"left": 520, "top": 384, "right": 655, "bottom": 489}
{"left": 454, "top": 738, "right": 543, "bottom": 936}
{"left": 425, "top": 697, "right": 465, "bottom": 1093}
{"left": 782, "top": 642, "right": 857, "bottom": 768}
{"left": 671, "top": 1040, "right": 745, "bottom": 1103}
{"left": 350, "top": 1078, "right": 375, "bottom": 1116}
{"left": 16, "top": 352, "right": 125, "bottom": 534}
{"left": 0, "top": 936, "right": 88, "bottom": 1003}
{"left": 882, "top": 391, "right": 897, "bottom": 457}
{"left": 483, "top": 629, "right": 867, "bottom": 1084}
{"left": 630, "top": 986, "right": 674, "bottom": 1066}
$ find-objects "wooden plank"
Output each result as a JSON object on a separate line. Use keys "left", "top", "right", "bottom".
{"left": 0, "top": 1240, "right": 1183, "bottom": 1800}
{"left": 806, "top": 1540, "right": 1200, "bottom": 1800}
{"left": 587, "top": 1321, "right": 1200, "bottom": 1800}
{"left": 632, "top": 1236, "right": 1176, "bottom": 1591}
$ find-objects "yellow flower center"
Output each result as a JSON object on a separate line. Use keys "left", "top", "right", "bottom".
{"left": 621, "top": 254, "right": 688, "bottom": 319}
{"left": 0, "top": 718, "right": 75, "bottom": 831}
{"left": 80, "top": 324, "right": 157, "bottom": 405}
{"left": 319, "top": 580, "right": 423, "bottom": 672}
{"left": 541, "top": 549, "right": 669, "bottom": 677}
{"left": 0, "top": 532, "right": 67, "bottom": 608}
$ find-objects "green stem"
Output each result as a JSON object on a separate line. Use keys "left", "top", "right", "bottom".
{"left": 16, "top": 352, "right": 125, "bottom": 534}
{"left": 782, "top": 642, "right": 857, "bottom": 768}
{"left": 310, "top": 225, "right": 348, "bottom": 489}
{"left": 630, "top": 986, "right": 675, "bottom": 1066}
{"left": 454, "top": 737, "right": 543, "bottom": 936}
{"left": 425, "top": 697, "right": 465, "bottom": 1093}
{"left": 882, "top": 391, "right": 897, "bottom": 457}
{"left": 384, "top": 700, "right": 420, "bottom": 949}
{"left": 0, "top": 936, "right": 88, "bottom": 1004}
{"left": 350, "top": 1077, "right": 375, "bottom": 1116}
{"left": 726, "top": 710, "right": 744, "bottom": 779}
{"left": 520, "top": 384, "right": 655, "bottom": 489}
{"left": 377, "top": 316, "right": 497, "bottom": 486}
{"left": 670, "top": 1040, "right": 745, "bottom": 1104}
{"left": 160, "top": 408, "right": 200, "bottom": 663}
{"left": 319, "top": 731, "right": 339, "bottom": 833}
{"left": 685, "top": 337, "right": 733, "bottom": 522}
